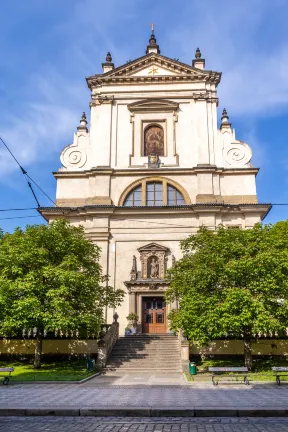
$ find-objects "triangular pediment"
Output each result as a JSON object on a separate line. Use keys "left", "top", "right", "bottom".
{"left": 86, "top": 53, "right": 222, "bottom": 89}
{"left": 128, "top": 99, "right": 178, "bottom": 113}
{"left": 98, "top": 53, "right": 208, "bottom": 78}
{"left": 138, "top": 243, "right": 170, "bottom": 252}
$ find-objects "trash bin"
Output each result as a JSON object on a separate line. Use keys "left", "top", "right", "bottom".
{"left": 86, "top": 358, "right": 95, "bottom": 371}
{"left": 189, "top": 362, "right": 197, "bottom": 375}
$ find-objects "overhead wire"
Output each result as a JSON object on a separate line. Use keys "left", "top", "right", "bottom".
{"left": 0, "top": 135, "right": 57, "bottom": 209}
{"left": 0, "top": 208, "right": 38, "bottom": 212}
{"left": 0, "top": 215, "right": 42, "bottom": 221}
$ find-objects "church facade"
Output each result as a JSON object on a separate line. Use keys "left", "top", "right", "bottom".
{"left": 40, "top": 32, "right": 270, "bottom": 335}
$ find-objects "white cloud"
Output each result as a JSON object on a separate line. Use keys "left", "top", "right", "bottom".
{"left": 0, "top": 0, "right": 287, "bottom": 182}
{"left": 167, "top": 0, "right": 288, "bottom": 117}
{"left": 0, "top": 71, "right": 87, "bottom": 177}
{"left": 0, "top": 0, "right": 137, "bottom": 179}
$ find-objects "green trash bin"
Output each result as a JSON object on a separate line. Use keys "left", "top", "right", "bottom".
{"left": 86, "top": 358, "right": 95, "bottom": 371}
{"left": 189, "top": 362, "right": 197, "bottom": 375}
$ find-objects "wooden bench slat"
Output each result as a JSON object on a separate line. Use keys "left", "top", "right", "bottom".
{"left": 209, "top": 367, "right": 248, "bottom": 372}
{"left": 272, "top": 367, "right": 288, "bottom": 372}
{"left": 0, "top": 368, "right": 14, "bottom": 372}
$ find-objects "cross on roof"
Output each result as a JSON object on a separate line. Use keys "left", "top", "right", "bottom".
{"left": 149, "top": 23, "right": 157, "bottom": 34}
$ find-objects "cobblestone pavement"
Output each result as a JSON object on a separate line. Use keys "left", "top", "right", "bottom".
{"left": 1, "top": 382, "right": 288, "bottom": 409}
{"left": 1, "top": 417, "right": 288, "bottom": 432}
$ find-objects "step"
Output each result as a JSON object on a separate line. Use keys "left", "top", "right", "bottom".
{"left": 113, "top": 349, "right": 179, "bottom": 353}
{"left": 106, "top": 367, "right": 183, "bottom": 372}
{"left": 109, "top": 354, "right": 180, "bottom": 358}
{"left": 113, "top": 344, "right": 179, "bottom": 347}
{"left": 109, "top": 356, "right": 180, "bottom": 364}
{"left": 115, "top": 342, "right": 179, "bottom": 345}
{"left": 107, "top": 366, "right": 181, "bottom": 370}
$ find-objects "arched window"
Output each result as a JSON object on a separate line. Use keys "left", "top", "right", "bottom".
{"left": 122, "top": 179, "right": 187, "bottom": 207}
{"left": 146, "top": 182, "right": 163, "bottom": 206}
{"left": 144, "top": 124, "right": 164, "bottom": 156}
{"left": 123, "top": 185, "right": 142, "bottom": 206}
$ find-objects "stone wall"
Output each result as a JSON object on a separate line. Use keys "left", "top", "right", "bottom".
{"left": 190, "top": 339, "right": 288, "bottom": 357}
{"left": 0, "top": 339, "right": 98, "bottom": 357}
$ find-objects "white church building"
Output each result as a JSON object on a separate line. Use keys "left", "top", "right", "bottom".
{"left": 40, "top": 31, "right": 271, "bottom": 335}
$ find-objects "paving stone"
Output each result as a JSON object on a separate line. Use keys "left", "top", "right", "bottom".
{"left": 1, "top": 418, "right": 287, "bottom": 432}
{"left": 80, "top": 408, "right": 151, "bottom": 417}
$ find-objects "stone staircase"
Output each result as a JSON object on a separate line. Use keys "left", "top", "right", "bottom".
{"left": 106, "top": 334, "right": 182, "bottom": 373}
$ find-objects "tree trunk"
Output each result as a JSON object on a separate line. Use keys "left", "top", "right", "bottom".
{"left": 244, "top": 337, "right": 253, "bottom": 371}
{"left": 34, "top": 334, "right": 42, "bottom": 369}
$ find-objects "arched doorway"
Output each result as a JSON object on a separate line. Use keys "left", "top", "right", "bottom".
{"left": 144, "top": 124, "right": 164, "bottom": 156}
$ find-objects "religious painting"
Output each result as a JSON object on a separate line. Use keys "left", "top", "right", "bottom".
{"left": 144, "top": 124, "right": 164, "bottom": 156}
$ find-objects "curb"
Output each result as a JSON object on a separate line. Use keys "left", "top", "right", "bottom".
{"left": 9, "top": 372, "right": 101, "bottom": 385}
{"left": 1, "top": 407, "right": 288, "bottom": 417}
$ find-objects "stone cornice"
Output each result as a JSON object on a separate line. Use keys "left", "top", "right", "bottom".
{"left": 38, "top": 203, "right": 272, "bottom": 221}
{"left": 54, "top": 166, "right": 260, "bottom": 178}
{"left": 90, "top": 93, "right": 219, "bottom": 107}
{"left": 87, "top": 73, "right": 221, "bottom": 89}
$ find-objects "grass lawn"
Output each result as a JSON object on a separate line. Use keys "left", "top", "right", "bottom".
{"left": 187, "top": 358, "right": 288, "bottom": 382}
{"left": 0, "top": 360, "right": 96, "bottom": 382}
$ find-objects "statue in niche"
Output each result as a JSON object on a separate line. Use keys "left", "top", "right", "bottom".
{"left": 150, "top": 257, "right": 159, "bottom": 278}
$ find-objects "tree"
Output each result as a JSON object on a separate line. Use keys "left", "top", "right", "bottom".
{"left": 166, "top": 222, "right": 288, "bottom": 369}
{"left": 0, "top": 220, "right": 124, "bottom": 369}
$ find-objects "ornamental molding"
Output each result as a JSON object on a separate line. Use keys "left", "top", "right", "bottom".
{"left": 87, "top": 74, "right": 220, "bottom": 88}
{"left": 127, "top": 242, "right": 170, "bottom": 282}
{"left": 220, "top": 128, "right": 253, "bottom": 167}
{"left": 138, "top": 242, "right": 169, "bottom": 252}
{"left": 60, "top": 134, "right": 88, "bottom": 169}
{"left": 124, "top": 281, "right": 169, "bottom": 293}
{"left": 128, "top": 99, "right": 179, "bottom": 113}
{"left": 224, "top": 140, "right": 252, "bottom": 166}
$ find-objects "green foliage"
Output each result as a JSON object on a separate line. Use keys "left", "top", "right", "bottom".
{"left": 166, "top": 222, "right": 288, "bottom": 347}
{"left": 126, "top": 313, "right": 139, "bottom": 323}
{"left": 0, "top": 220, "right": 124, "bottom": 338}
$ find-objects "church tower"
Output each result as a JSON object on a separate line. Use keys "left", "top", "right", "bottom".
{"left": 40, "top": 31, "right": 271, "bottom": 335}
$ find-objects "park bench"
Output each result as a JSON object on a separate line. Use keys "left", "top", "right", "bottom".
{"left": 0, "top": 367, "right": 14, "bottom": 385}
{"left": 209, "top": 367, "right": 249, "bottom": 385}
{"left": 272, "top": 367, "right": 288, "bottom": 385}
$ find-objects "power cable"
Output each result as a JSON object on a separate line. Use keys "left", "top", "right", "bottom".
{"left": 0, "top": 215, "right": 42, "bottom": 221}
{"left": 0, "top": 208, "right": 38, "bottom": 212}
{"left": 0, "top": 136, "right": 57, "bottom": 208}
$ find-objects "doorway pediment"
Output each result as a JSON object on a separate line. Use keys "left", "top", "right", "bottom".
{"left": 138, "top": 242, "right": 170, "bottom": 252}
{"left": 128, "top": 99, "right": 178, "bottom": 114}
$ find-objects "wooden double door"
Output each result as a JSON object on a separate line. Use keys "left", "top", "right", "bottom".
{"left": 142, "top": 296, "right": 166, "bottom": 334}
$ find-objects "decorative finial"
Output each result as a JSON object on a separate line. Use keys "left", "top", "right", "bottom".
{"left": 102, "top": 52, "right": 114, "bottom": 72}
{"left": 77, "top": 112, "right": 88, "bottom": 132}
{"left": 195, "top": 48, "right": 201, "bottom": 59}
{"left": 221, "top": 108, "right": 229, "bottom": 123}
{"left": 146, "top": 24, "right": 160, "bottom": 54}
{"left": 106, "top": 52, "right": 112, "bottom": 63}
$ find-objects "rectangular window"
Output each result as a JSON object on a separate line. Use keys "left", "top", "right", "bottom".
{"left": 156, "top": 313, "right": 164, "bottom": 324}
{"left": 145, "top": 313, "right": 153, "bottom": 324}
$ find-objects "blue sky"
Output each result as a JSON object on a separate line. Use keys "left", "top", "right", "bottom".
{"left": 0, "top": 0, "right": 288, "bottom": 232}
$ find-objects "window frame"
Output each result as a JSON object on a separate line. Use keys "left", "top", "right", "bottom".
{"left": 122, "top": 178, "right": 187, "bottom": 207}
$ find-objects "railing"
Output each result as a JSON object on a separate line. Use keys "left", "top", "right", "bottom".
{"left": 96, "top": 313, "right": 119, "bottom": 369}
{"left": 178, "top": 328, "right": 190, "bottom": 373}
